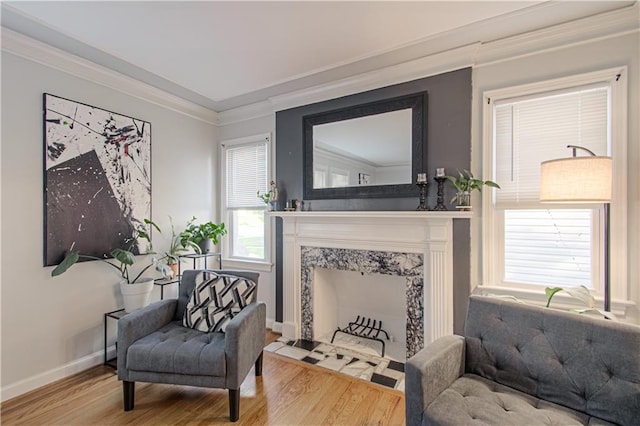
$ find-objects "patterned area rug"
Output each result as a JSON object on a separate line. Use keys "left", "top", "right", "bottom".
{"left": 264, "top": 336, "right": 405, "bottom": 392}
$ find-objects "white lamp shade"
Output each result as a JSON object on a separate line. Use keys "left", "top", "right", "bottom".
{"left": 540, "top": 156, "right": 612, "bottom": 203}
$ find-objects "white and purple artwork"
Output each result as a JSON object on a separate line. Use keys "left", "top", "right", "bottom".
{"left": 43, "top": 93, "right": 151, "bottom": 266}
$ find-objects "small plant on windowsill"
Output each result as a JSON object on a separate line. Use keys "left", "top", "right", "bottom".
{"left": 257, "top": 180, "right": 278, "bottom": 211}
{"left": 545, "top": 285, "right": 616, "bottom": 320}
{"left": 495, "top": 285, "right": 616, "bottom": 320}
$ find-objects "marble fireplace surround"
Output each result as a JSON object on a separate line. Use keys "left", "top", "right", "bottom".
{"left": 302, "top": 246, "right": 423, "bottom": 357}
{"left": 271, "top": 211, "right": 471, "bottom": 358}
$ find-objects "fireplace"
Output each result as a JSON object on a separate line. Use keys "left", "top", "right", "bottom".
{"left": 272, "top": 211, "right": 471, "bottom": 358}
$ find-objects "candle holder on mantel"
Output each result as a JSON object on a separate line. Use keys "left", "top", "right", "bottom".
{"left": 416, "top": 181, "right": 428, "bottom": 211}
{"left": 432, "top": 176, "right": 448, "bottom": 211}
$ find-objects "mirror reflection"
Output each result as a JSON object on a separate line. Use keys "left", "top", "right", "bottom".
{"left": 312, "top": 109, "right": 412, "bottom": 189}
{"left": 303, "top": 91, "right": 426, "bottom": 201}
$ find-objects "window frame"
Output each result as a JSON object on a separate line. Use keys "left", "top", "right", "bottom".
{"left": 220, "top": 133, "right": 272, "bottom": 271}
{"left": 481, "top": 67, "right": 628, "bottom": 311}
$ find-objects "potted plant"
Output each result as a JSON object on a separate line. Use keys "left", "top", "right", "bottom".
{"left": 257, "top": 180, "right": 279, "bottom": 211}
{"left": 51, "top": 219, "right": 172, "bottom": 312}
{"left": 446, "top": 169, "right": 500, "bottom": 209}
{"left": 165, "top": 216, "right": 201, "bottom": 278}
{"left": 179, "top": 216, "right": 227, "bottom": 254}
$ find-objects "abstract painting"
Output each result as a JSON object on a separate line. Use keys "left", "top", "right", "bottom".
{"left": 43, "top": 94, "right": 151, "bottom": 266}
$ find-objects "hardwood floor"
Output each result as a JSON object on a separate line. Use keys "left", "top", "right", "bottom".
{"left": 1, "top": 331, "right": 405, "bottom": 425}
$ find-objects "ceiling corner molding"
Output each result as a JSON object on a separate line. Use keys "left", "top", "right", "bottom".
{"left": 268, "top": 43, "right": 479, "bottom": 113}
{"left": 1, "top": 27, "right": 219, "bottom": 125}
{"left": 476, "top": 3, "right": 640, "bottom": 66}
{"left": 217, "top": 100, "right": 273, "bottom": 126}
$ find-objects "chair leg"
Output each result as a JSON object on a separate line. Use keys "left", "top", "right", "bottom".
{"left": 123, "top": 381, "right": 135, "bottom": 411}
{"left": 229, "top": 389, "right": 240, "bottom": 422}
{"left": 255, "top": 351, "right": 263, "bottom": 376}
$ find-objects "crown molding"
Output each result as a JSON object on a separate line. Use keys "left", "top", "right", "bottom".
{"left": 268, "top": 43, "right": 479, "bottom": 114}
{"left": 475, "top": 3, "right": 639, "bottom": 66}
{"left": 219, "top": 43, "right": 478, "bottom": 125}
{"left": 217, "top": 100, "right": 273, "bottom": 126}
{"left": 1, "top": 27, "right": 219, "bottom": 125}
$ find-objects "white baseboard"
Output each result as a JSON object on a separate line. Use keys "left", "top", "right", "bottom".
{"left": 2, "top": 319, "right": 288, "bottom": 403}
{"left": 4, "top": 319, "right": 294, "bottom": 403}
{"left": 0, "top": 346, "right": 114, "bottom": 403}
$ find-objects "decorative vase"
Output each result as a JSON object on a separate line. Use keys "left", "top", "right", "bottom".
{"left": 269, "top": 200, "right": 277, "bottom": 211}
{"left": 120, "top": 278, "right": 154, "bottom": 313}
{"left": 456, "top": 191, "right": 471, "bottom": 210}
{"left": 198, "top": 238, "right": 213, "bottom": 254}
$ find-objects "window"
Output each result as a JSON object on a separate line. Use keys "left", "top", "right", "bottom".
{"left": 222, "top": 134, "right": 270, "bottom": 262}
{"left": 330, "top": 168, "right": 349, "bottom": 188}
{"left": 482, "top": 68, "right": 627, "bottom": 303}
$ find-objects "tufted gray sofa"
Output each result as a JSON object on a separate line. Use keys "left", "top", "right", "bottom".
{"left": 406, "top": 295, "right": 640, "bottom": 426}
{"left": 117, "top": 269, "right": 266, "bottom": 422}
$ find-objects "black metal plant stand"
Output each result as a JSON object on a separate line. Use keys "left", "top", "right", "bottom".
{"left": 433, "top": 176, "right": 448, "bottom": 211}
{"left": 331, "top": 316, "right": 390, "bottom": 357}
{"left": 416, "top": 182, "right": 428, "bottom": 211}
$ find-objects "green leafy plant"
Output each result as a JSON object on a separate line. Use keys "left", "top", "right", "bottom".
{"left": 489, "top": 285, "right": 615, "bottom": 320}
{"left": 257, "top": 189, "right": 272, "bottom": 205}
{"left": 179, "top": 217, "right": 227, "bottom": 247}
{"left": 545, "top": 285, "right": 616, "bottom": 319}
{"left": 257, "top": 180, "right": 278, "bottom": 205}
{"left": 51, "top": 218, "right": 171, "bottom": 283}
{"left": 446, "top": 169, "right": 500, "bottom": 193}
{"left": 165, "top": 216, "right": 201, "bottom": 265}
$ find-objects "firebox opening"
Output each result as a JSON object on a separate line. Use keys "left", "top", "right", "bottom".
{"left": 312, "top": 268, "right": 407, "bottom": 361}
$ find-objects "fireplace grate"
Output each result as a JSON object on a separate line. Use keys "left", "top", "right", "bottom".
{"left": 331, "top": 316, "right": 390, "bottom": 357}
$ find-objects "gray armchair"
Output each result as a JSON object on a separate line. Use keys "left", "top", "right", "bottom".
{"left": 117, "top": 269, "right": 266, "bottom": 422}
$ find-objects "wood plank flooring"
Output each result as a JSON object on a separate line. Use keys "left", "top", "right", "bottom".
{"left": 1, "top": 331, "right": 405, "bottom": 425}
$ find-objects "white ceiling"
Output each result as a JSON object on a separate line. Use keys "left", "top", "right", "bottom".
{"left": 1, "top": 1, "right": 634, "bottom": 112}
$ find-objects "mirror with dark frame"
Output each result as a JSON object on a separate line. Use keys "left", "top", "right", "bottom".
{"left": 303, "top": 91, "right": 427, "bottom": 200}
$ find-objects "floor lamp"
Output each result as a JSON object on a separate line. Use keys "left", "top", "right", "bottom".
{"left": 540, "top": 145, "right": 613, "bottom": 312}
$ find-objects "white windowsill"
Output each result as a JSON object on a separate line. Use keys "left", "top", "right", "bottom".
{"left": 474, "top": 285, "right": 636, "bottom": 318}
{"left": 222, "top": 258, "right": 273, "bottom": 273}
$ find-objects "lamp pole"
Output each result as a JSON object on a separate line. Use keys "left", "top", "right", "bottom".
{"left": 540, "top": 144, "right": 612, "bottom": 312}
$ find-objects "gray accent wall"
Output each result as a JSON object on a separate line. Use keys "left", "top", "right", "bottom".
{"left": 275, "top": 67, "right": 472, "bottom": 334}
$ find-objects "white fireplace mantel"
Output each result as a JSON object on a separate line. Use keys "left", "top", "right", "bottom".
{"left": 271, "top": 211, "right": 471, "bottom": 351}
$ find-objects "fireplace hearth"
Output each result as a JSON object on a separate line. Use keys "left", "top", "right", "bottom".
{"left": 271, "top": 210, "right": 471, "bottom": 358}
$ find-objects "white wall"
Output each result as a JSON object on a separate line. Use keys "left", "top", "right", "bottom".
{"left": 1, "top": 51, "right": 218, "bottom": 399}
{"left": 217, "top": 114, "right": 277, "bottom": 329}
{"left": 471, "top": 31, "right": 639, "bottom": 323}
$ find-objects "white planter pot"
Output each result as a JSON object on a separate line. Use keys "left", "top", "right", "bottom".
{"left": 120, "top": 278, "right": 154, "bottom": 313}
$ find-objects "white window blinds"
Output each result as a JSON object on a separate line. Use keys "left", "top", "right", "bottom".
{"left": 504, "top": 209, "right": 593, "bottom": 287}
{"left": 226, "top": 141, "right": 268, "bottom": 208}
{"left": 494, "top": 86, "right": 609, "bottom": 209}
